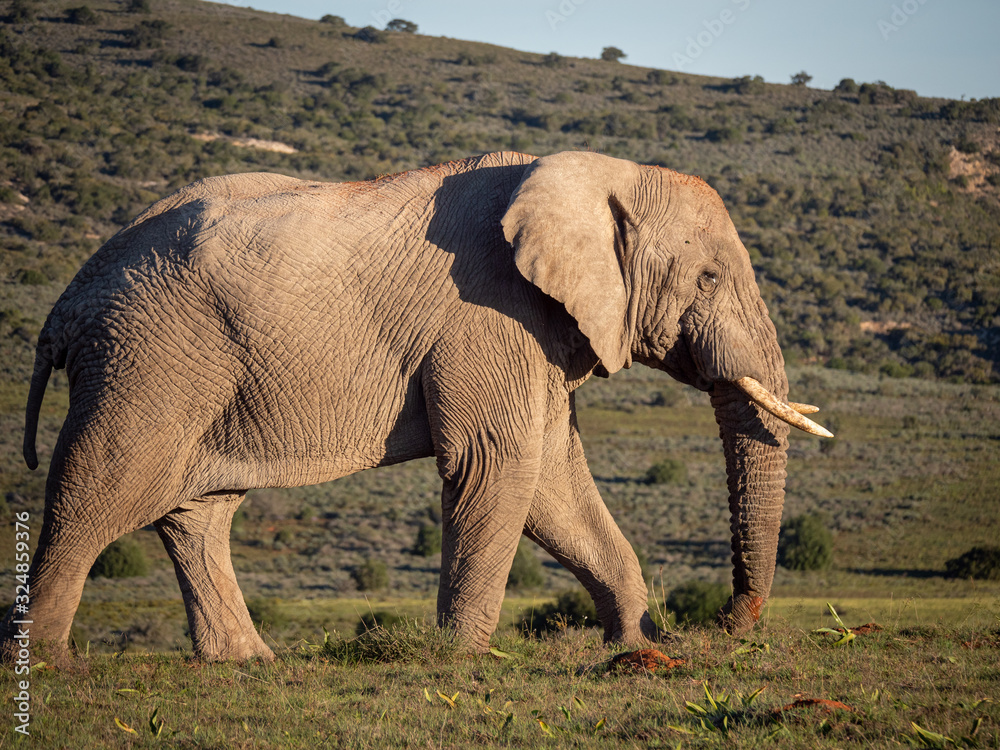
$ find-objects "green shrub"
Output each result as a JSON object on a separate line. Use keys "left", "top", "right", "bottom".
{"left": 16, "top": 268, "right": 48, "bottom": 286}
{"left": 777, "top": 515, "right": 833, "bottom": 571}
{"left": 65, "top": 5, "right": 98, "bottom": 25}
{"left": 945, "top": 546, "right": 1000, "bottom": 580}
{"left": 507, "top": 540, "right": 544, "bottom": 589}
{"left": 666, "top": 580, "right": 730, "bottom": 626}
{"left": 356, "top": 610, "right": 406, "bottom": 635}
{"left": 126, "top": 0, "right": 150, "bottom": 13}
{"left": 245, "top": 597, "right": 287, "bottom": 630}
{"left": 319, "top": 14, "right": 345, "bottom": 26}
{"left": 353, "top": 558, "right": 389, "bottom": 591}
{"left": 644, "top": 458, "right": 687, "bottom": 485}
{"left": 520, "top": 587, "right": 598, "bottom": 635}
{"left": 412, "top": 523, "right": 442, "bottom": 557}
{"left": 89, "top": 537, "right": 148, "bottom": 579}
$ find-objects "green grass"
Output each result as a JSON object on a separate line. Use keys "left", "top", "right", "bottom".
{"left": 5, "top": 620, "right": 998, "bottom": 748}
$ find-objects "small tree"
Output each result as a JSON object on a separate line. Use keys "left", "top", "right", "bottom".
{"left": 507, "top": 540, "right": 544, "bottom": 588}
{"left": 319, "top": 14, "right": 345, "bottom": 26}
{"left": 666, "top": 581, "right": 730, "bottom": 626}
{"left": 601, "top": 46, "right": 626, "bottom": 62}
{"left": 790, "top": 71, "right": 813, "bottom": 86}
{"left": 412, "top": 523, "right": 442, "bottom": 557}
{"left": 89, "top": 537, "right": 148, "bottom": 579}
{"left": 353, "top": 558, "right": 389, "bottom": 591}
{"left": 386, "top": 18, "right": 417, "bottom": 33}
{"left": 777, "top": 515, "right": 833, "bottom": 571}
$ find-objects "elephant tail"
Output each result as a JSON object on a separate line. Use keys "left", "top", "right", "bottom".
{"left": 23, "top": 355, "right": 52, "bottom": 471}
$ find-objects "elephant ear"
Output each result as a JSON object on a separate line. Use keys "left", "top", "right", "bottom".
{"left": 501, "top": 151, "right": 639, "bottom": 374}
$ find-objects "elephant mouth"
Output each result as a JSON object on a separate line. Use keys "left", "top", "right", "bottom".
{"left": 732, "top": 376, "right": 834, "bottom": 438}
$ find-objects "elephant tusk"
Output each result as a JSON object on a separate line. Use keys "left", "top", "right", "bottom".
{"left": 734, "top": 377, "right": 834, "bottom": 438}
{"left": 788, "top": 401, "right": 819, "bottom": 415}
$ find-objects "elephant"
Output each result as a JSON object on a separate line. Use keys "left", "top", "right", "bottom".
{"left": 0, "top": 150, "right": 831, "bottom": 663}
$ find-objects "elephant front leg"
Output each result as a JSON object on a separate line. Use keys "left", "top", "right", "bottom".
{"left": 525, "top": 410, "right": 657, "bottom": 645}
{"left": 154, "top": 493, "right": 274, "bottom": 661}
{"left": 436, "top": 455, "right": 541, "bottom": 651}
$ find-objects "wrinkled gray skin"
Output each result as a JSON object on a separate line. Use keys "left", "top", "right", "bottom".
{"left": 1, "top": 151, "right": 793, "bottom": 662}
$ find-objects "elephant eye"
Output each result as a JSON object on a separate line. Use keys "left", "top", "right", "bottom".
{"left": 698, "top": 269, "right": 719, "bottom": 293}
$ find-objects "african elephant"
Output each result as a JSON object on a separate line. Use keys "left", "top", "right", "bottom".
{"left": 0, "top": 150, "right": 830, "bottom": 662}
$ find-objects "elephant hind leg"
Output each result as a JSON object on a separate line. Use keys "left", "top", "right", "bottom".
{"left": 0, "top": 518, "right": 103, "bottom": 665}
{"left": 154, "top": 493, "right": 274, "bottom": 662}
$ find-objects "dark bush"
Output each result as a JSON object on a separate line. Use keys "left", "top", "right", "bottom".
{"left": 319, "top": 14, "right": 345, "bottom": 26}
{"left": 65, "top": 5, "right": 98, "bottom": 25}
{"left": 777, "top": 515, "right": 833, "bottom": 571}
{"left": 520, "top": 587, "right": 598, "bottom": 634}
{"left": 126, "top": 19, "right": 171, "bottom": 49}
{"left": 507, "top": 540, "right": 544, "bottom": 589}
{"left": 666, "top": 581, "right": 730, "bottom": 626}
{"left": 16, "top": 269, "right": 48, "bottom": 286}
{"left": 644, "top": 458, "right": 687, "bottom": 485}
{"left": 356, "top": 611, "right": 406, "bottom": 635}
{"left": 89, "top": 537, "right": 148, "bottom": 579}
{"left": 353, "top": 26, "right": 386, "bottom": 44}
{"left": 412, "top": 523, "right": 442, "bottom": 557}
{"left": 353, "top": 558, "right": 389, "bottom": 591}
{"left": 705, "top": 126, "right": 743, "bottom": 143}
{"left": 834, "top": 78, "right": 859, "bottom": 94}
{"left": 542, "top": 51, "right": 565, "bottom": 68}
{"left": 791, "top": 71, "right": 813, "bottom": 86}
{"left": 945, "top": 546, "right": 1000, "bottom": 581}
{"left": 126, "top": 0, "right": 150, "bottom": 13}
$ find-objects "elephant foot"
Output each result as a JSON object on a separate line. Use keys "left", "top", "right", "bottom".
{"left": 193, "top": 631, "right": 275, "bottom": 662}
{"left": 717, "top": 594, "right": 764, "bottom": 636}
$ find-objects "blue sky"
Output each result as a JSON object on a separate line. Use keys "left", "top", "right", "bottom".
{"left": 221, "top": 0, "right": 998, "bottom": 101}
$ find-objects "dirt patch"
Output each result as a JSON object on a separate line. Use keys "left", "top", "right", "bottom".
{"left": 609, "top": 649, "right": 685, "bottom": 673}
{"left": 948, "top": 142, "right": 999, "bottom": 197}
{"left": 189, "top": 132, "right": 297, "bottom": 154}
{"left": 850, "top": 622, "right": 883, "bottom": 635}
{"left": 860, "top": 321, "right": 911, "bottom": 335}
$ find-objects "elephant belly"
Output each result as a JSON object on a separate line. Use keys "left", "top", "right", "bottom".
{"left": 195, "top": 341, "right": 435, "bottom": 491}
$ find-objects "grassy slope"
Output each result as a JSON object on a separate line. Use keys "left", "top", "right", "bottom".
{"left": 4, "top": 623, "right": 999, "bottom": 748}
{"left": 0, "top": 3, "right": 999, "bottom": 744}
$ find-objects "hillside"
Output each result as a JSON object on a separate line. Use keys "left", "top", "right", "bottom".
{"left": 0, "top": 0, "right": 999, "bottom": 657}
{"left": 2, "top": 0, "right": 999, "bottom": 387}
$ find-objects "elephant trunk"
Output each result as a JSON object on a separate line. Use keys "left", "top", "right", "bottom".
{"left": 711, "top": 379, "right": 790, "bottom": 635}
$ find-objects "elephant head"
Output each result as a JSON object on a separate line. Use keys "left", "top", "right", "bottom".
{"left": 502, "top": 151, "right": 831, "bottom": 634}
